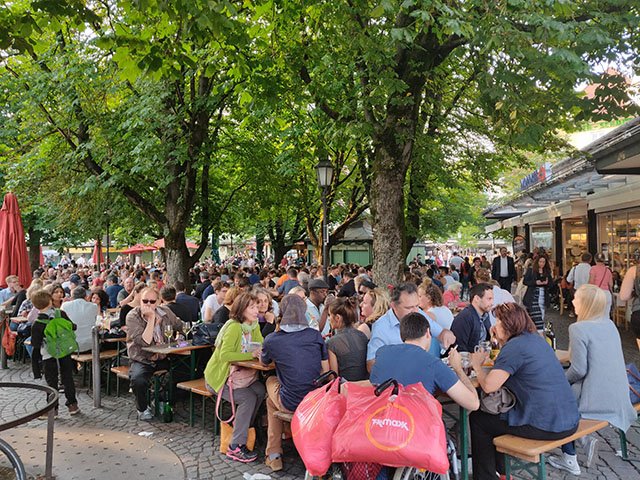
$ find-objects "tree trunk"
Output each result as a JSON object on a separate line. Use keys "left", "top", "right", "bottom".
{"left": 370, "top": 151, "right": 409, "bottom": 287}
{"left": 255, "top": 223, "right": 265, "bottom": 264}
{"left": 164, "top": 231, "right": 191, "bottom": 289}
{"left": 27, "top": 226, "right": 41, "bottom": 273}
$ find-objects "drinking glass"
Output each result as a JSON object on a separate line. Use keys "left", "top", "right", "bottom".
{"left": 164, "top": 325, "right": 174, "bottom": 344}
{"left": 183, "top": 322, "right": 193, "bottom": 339}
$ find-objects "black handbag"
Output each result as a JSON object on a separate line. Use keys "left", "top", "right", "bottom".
{"left": 193, "top": 322, "right": 223, "bottom": 346}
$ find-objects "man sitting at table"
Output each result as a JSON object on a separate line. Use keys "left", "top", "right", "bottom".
{"left": 366, "top": 282, "right": 456, "bottom": 371}
{"left": 371, "top": 312, "right": 479, "bottom": 411}
{"left": 160, "top": 285, "right": 191, "bottom": 323}
{"left": 126, "top": 287, "right": 183, "bottom": 421}
{"left": 61, "top": 286, "right": 98, "bottom": 353}
{"left": 450, "top": 283, "right": 494, "bottom": 353}
{"left": 174, "top": 280, "right": 199, "bottom": 322}
{"left": 261, "top": 294, "right": 329, "bottom": 472}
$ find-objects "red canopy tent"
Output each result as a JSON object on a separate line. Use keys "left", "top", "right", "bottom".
{"left": 0, "top": 193, "right": 32, "bottom": 289}
{"left": 121, "top": 244, "right": 156, "bottom": 255}
{"left": 39, "top": 246, "right": 45, "bottom": 267}
{"left": 92, "top": 241, "right": 105, "bottom": 265}
{"left": 152, "top": 238, "right": 199, "bottom": 250}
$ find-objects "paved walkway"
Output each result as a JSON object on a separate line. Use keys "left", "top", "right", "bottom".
{"left": 0, "top": 307, "right": 639, "bottom": 479}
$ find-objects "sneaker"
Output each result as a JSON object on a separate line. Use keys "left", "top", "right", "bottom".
{"left": 266, "top": 455, "right": 283, "bottom": 471}
{"left": 68, "top": 404, "right": 80, "bottom": 416}
{"left": 137, "top": 407, "right": 153, "bottom": 421}
{"left": 580, "top": 436, "right": 599, "bottom": 468}
{"left": 226, "top": 445, "right": 258, "bottom": 463}
{"left": 548, "top": 453, "right": 581, "bottom": 475}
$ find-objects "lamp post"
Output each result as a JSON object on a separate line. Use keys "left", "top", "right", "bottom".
{"left": 104, "top": 210, "right": 110, "bottom": 267}
{"left": 315, "top": 158, "right": 334, "bottom": 282}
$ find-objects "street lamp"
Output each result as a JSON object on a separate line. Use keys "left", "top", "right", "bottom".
{"left": 315, "top": 158, "right": 334, "bottom": 282}
{"left": 104, "top": 209, "right": 110, "bottom": 267}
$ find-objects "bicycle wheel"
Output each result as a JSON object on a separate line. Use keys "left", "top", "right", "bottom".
{"left": 0, "top": 438, "right": 26, "bottom": 480}
{"left": 392, "top": 466, "right": 448, "bottom": 480}
{"left": 392, "top": 436, "right": 459, "bottom": 480}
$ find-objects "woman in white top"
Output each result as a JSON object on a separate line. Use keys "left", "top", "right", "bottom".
{"left": 418, "top": 281, "right": 454, "bottom": 330}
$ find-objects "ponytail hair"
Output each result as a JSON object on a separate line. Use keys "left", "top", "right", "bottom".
{"left": 328, "top": 296, "right": 359, "bottom": 327}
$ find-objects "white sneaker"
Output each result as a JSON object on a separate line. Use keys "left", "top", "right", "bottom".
{"left": 137, "top": 407, "right": 153, "bottom": 421}
{"left": 548, "top": 453, "right": 581, "bottom": 475}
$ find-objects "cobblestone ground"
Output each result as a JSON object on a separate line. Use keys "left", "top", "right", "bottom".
{"left": 0, "top": 307, "right": 639, "bottom": 480}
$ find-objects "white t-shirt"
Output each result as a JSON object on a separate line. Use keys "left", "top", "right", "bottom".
{"left": 201, "top": 294, "right": 221, "bottom": 321}
{"left": 449, "top": 256, "right": 464, "bottom": 269}
{"left": 567, "top": 263, "right": 592, "bottom": 289}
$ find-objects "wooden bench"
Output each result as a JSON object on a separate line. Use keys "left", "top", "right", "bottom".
{"left": 176, "top": 378, "right": 214, "bottom": 428}
{"left": 494, "top": 419, "right": 609, "bottom": 479}
{"left": 110, "top": 365, "right": 169, "bottom": 416}
{"left": 618, "top": 403, "right": 640, "bottom": 460}
{"left": 72, "top": 350, "right": 119, "bottom": 387}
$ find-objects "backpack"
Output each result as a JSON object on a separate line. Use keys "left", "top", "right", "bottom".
{"left": 37, "top": 309, "right": 78, "bottom": 358}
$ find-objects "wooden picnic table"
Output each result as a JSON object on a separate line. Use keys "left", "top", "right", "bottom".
{"left": 141, "top": 341, "right": 211, "bottom": 356}
{"left": 142, "top": 341, "right": 212, "bottom": 381}
{"left": 231, "top": 359, "right": 275, "bottom": 371}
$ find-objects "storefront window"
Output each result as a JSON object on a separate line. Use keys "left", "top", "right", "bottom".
{"left": 530, "top": 224, "right": 553, "bottom": 259}
{"left": 563, "top": 219, "right": 587, "bottom": 273}
{"left": 598, "top": 208, "right": 640, "bottom": 274}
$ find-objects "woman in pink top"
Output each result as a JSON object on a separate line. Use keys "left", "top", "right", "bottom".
{"left": 589, "top": 253, "right": 613, "bottom": 317}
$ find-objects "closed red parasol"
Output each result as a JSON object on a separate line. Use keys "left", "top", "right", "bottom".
{"left": 0, "top": 193, "right": 32, "bottom": 289}
{"left": 92, "top": 240, "right": 104, "bottom": 265}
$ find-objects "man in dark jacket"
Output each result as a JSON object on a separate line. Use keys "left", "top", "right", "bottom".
{"left": 174, "top": 280, "right": 200, "bottom": 322}
{"left": 491, "top": 247, "right": 516, "bottom": 292}
{"left": 450, "top": 283, "right": 494, "bottom": 353}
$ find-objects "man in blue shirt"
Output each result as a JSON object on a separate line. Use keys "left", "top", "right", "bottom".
{"left": 105, "top": 275, "right": 124, "bottom": 309}
{"left": 366, "top": 283, "right": 456, "bottom": 371}
{"left": 371, "top": 312, "right": 478, "bottom": 411}
{"left": 450, "top": 283, "right": 494, "bottom": 352}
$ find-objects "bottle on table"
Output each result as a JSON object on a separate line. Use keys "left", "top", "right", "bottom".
{"left": 544, "top": 322, "right": 556, "bottom": 350}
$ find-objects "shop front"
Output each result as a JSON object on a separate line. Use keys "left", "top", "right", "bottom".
{"left": 485, "top": 117, "right": 640, "bottom": 275}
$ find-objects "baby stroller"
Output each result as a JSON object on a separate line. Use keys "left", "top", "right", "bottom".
{"left": 301, "top": 375, "right": 460, "bottom": 480}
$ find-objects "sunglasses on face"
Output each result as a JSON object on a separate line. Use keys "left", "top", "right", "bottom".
{"left": 141, "top": 299, "right": 157, "bottom": 304}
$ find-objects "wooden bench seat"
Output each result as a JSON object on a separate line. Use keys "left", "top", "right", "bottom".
{"left": 177, "top": 378, "right": 215, "bottom": 428}
{"left": 110, "top": 365, "right": 168, "bottom": 379}
{"left": 72, "top": 351, "right": 118, "bottom": 363}
{"left": 494, "top": 419, "right": 608, "bottom": 479}
{"left": 495, "top": 419, "right": 608, "bottom": 464}
{"left": 177, "top": 378, "right": 213, "bottom": 397}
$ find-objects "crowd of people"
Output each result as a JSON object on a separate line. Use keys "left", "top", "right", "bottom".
{"left": 0, "top": 245, "right": 636, "bottom": 477}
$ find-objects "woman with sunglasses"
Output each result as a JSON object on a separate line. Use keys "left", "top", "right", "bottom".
{"left": 469, "top": 303, "right": 579, "bottom": 480}
{"left": 547, "top": 285, "right": 636, "bottom": 475}
{"left": 125, "top": 287, "right": 183, "bottom": 421}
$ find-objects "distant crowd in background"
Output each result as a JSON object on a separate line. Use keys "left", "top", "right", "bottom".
{"left": 2, "top": 241, "right": 639, "bottom": 476}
